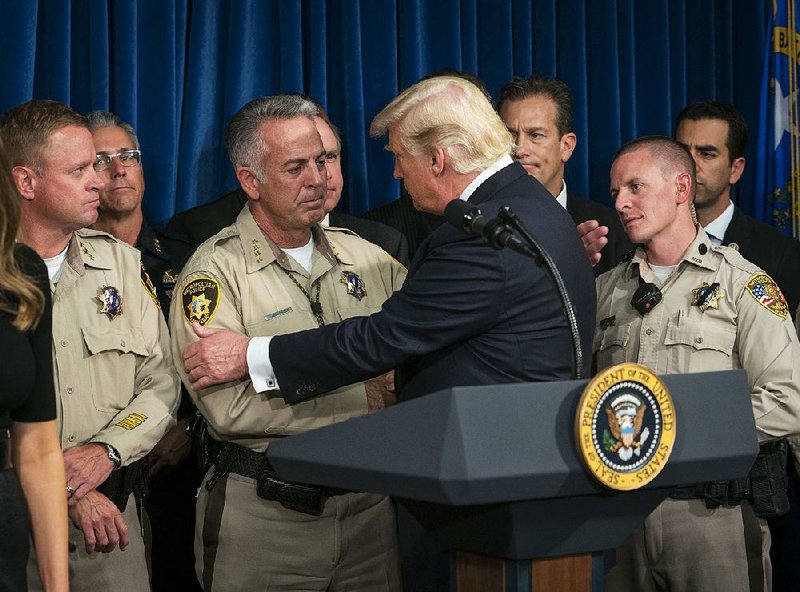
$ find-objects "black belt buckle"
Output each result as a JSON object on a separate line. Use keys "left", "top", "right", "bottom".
{"left": 256, "top": 456, "right": 324, "bottom": 516}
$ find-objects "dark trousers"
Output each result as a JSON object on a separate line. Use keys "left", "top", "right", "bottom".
{"left": 145, "top": 459, "right": 203, "bottom": 592}
{"left": 0, "top": 469, "right": 29, "bottom": 592}
{"left": 769, "top": 464, "right": 800, "bottom": 592}
{"left": 398, "top": 504, "right": 454, "bottom": 592}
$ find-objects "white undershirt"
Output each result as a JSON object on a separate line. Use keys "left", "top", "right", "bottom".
{"left": 43, "top": 245, "right": 69, "bottom": 285}
{"left": 281, "top": 235, "right": 314, "bottom": 273}
{"left": 648, "top": 263, "right": 676, "bottom": 286}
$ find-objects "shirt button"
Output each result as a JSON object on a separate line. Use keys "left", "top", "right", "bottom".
{"left": 60, "top": 339, "right": 68, "bottom": 347}
{"left": 695, "top": 336, "right": 704, "bottom": 344}
{"left": 120, "top": 340, "right": 126, "bottom": 347}
{"left": 67, "top": 434, "right": 76, "bottom": 442}
{"left": 645, "top": 328, "right": 654, "bottom": 336}
{"left": 66, "top": 387, "right": 73, "bottom": 394}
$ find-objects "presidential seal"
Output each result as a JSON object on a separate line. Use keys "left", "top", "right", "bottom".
{"left": 575, "top": 363, "right": 676, "bottom": 491}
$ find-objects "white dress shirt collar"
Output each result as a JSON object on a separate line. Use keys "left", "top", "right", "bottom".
{"left": 459, "top": 155, "right": 514, "bottom": 203}
{"left": 703, "top": 201, "right": 735, "bottom": 245}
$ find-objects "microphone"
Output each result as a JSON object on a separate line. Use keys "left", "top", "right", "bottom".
{"left": 444, "top": 199, "right": 535, "bottom": 256}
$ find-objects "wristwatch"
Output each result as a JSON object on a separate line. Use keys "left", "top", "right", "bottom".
{"left": 99, "top": 442, "right": 122, "bottom": 469}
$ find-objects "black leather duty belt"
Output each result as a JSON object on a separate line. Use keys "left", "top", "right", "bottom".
{"left": 206, "top": 438, "right": 351, "bottom": 516}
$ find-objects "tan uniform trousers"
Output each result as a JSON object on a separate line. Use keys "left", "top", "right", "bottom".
{"left": 27, "top": 494, "right": 149, "bottom": 592}
{"left": 196, "top": 470, "right": 401, "bottom": 591}
{"left": 606, "top": 498, "right": 770, "bottom": 592}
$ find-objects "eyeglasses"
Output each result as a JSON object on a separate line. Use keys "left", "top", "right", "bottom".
{"left": 93, "top": 150, "right": 141, "bottom": 171}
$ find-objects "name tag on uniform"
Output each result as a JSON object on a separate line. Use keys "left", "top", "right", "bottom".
{"left": 265, "top": 307, "right": 293, "bottom": 321}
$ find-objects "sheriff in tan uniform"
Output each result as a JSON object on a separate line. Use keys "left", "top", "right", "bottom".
{"left": 597, "top": 230, "right": 800, "bottom": 591}
{"left": 170, "top": 206, "right": 406, "bottom": 591}
{"left": 595, "top": 229, "right": 800, "bottom": 440}
{"left": 28, "top": 229, "right": 179, "bottom": 592}
{"left": 596, "top": 136, "right": 800, "bottom": 592}
{"left": 597, "top": 242, "right": 800, "bottom": 592}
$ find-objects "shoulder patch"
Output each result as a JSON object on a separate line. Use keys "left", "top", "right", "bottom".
{"left": 140, "top": 263, "right": 160, "bottom": 307}
{"left": 181, "top": 277, "right": 221, "bottom": 326}
{"left": 746, "top": 273, "right": 789, "bottom": 319}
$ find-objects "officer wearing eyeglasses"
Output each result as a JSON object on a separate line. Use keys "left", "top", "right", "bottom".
{"left": 86, "top": 112, "right": 200, "bottom": 592}
{"left": 595, "top": 136, "right": 800, "bottom": 592}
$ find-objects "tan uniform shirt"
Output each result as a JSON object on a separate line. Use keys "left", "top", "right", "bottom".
{"left": 594, "top": 228, "right": 800, "bottom": 443}
{"left": 170, "top": 207, "right": 407, "bottom": 451}
{"left": 53, "top": 229, "right": 179, "bottom": 463}
{"left": 796, "top": 304, "right": 800, "bottom": 337}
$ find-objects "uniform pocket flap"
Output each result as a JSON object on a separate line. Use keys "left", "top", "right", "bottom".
{"left": 82, "top": 326, "right": 148, "bottom": 356}
{"left": 598, "top": 322, "right": 631, "bottom": 351}
{"left": 664, "top": 323, "right": 735, "bottom": 355}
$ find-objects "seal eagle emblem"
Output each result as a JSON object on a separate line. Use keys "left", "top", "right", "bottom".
{"left": 575, "top": 363, "right": 676, "bottom": 491}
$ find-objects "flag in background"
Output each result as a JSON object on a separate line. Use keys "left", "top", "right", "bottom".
{"left": 755, "top": 0, "right": 800, "bottom": 238}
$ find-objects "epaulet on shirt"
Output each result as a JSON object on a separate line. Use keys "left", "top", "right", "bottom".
{"left": 322, "top": 225, "right": 359, "bottom": 237}
{"left": 711, "top": 243, "right": 762, "bottom": 276}
{"left": 325, "top": 227, "right": 404, "bottom": 267}
{"left": 75, "top": 227, "right": 138, "bottom": 254}
{"left": 178, "top": 225, "right": 238, "bottom": 274}
{"left": 191, "top": 225, "right": 238, "bottom": 257}
{"left": 711, "top": 244, "right": 789, "bottom": 319}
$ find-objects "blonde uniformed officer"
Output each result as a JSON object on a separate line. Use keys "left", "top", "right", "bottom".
{"left": 169, "top": 95, "right": 406, "bottom": 592}
{"left": 595, "top": 136, "right": 800, "bottom": 592}
{"left": 0, "top": 100, "right": 180, "bottom": 592}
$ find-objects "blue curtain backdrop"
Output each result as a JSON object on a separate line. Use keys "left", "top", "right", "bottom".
{"left": 0, "top": 0, "right": 769, "bottom": 226}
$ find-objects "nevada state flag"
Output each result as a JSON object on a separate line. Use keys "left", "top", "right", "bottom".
{"left": 755, "top": 0, "right": 800, "bottom": 237}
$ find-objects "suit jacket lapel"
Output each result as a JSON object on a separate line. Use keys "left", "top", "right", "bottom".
{"left": 722, "top": 206, "right": 749, "bottom": 246}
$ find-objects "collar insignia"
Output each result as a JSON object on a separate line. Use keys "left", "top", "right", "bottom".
{"left": 340, "top": 271, "right": 366, "bottom": 301}
{"left": 252, "top": 239, "right": 263, "bottom": 263}
{"left": 161, "top": 268, "right": 178, "bottom": 299}
{"left": 81, "top": 242, "right": 95, "bottom": 261}
{"left": 97, "top": 285, "right": 123, "bottom": 319}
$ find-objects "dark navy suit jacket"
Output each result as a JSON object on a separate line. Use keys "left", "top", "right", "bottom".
{"left": 722, "top": 206, "right": 800, "bottom": 320}
{"left": 272, "top": 162, "right": 596, "bottom": 403}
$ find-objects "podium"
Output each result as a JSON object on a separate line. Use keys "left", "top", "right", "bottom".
{"left": 268, "top": 370, "right": 757, "bottom": 591}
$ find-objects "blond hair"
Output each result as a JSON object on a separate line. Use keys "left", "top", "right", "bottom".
{"left": 371, "top": 76, "right": 513, "bottom": 174}
{"left": 0, "top": 140, "right": 44, "bottom": 330}
{"left": 0, "top": 99, "right": 87, "bottom": 174}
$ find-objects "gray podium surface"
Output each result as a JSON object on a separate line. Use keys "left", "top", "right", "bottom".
{"left": 269, "top": 370, "right": 757, "bottom": 558}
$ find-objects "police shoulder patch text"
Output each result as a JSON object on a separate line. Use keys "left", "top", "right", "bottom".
{"left": 182, "top": 276, "right": 221, "bottom": 326}
{"left": 575, "top": 363, "right": 676, "bottom": 491}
